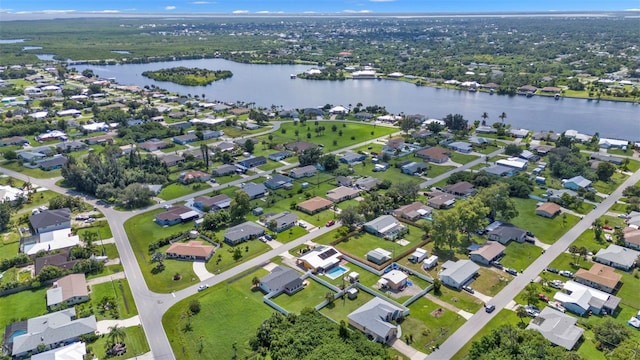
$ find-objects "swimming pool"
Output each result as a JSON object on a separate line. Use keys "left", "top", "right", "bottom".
{"left": 325, "top": 265, "right": 349, "bottom": 280}
{"left": 9, "top": 330, "right": 26, "bottom": 342}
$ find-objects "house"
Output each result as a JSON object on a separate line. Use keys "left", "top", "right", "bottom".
{"left": 138, "top": 139, "right": 169, "bottom": 152}
{"left": 598, "top": 138, "right": 628, "bottom": 149}
{"left": 223, "top": 221, "right": 265, "bottom": 245}
{"left": 509, "top": 128, "right": 530, "bottom": 138}
{"left": 426, "top": 191, "right": 456, "bottom": 209}
{"left": 165, "top": 240, "right": 215, "bottom": 261}
{"left": 264, "top": 174, "right": 293, "bottom": 190}
{"left": 554, "top": 281, "right": 621, "bottom": 316}
{"left": 288, "top": 165, "right": 317, "bottom": 179}
{"left": 34, "top": 251, "right": 79, "bottom": 276}
{"left": 536, "top": 202, "right": 562, "bottom": 218}
{"left": 297, "top": 196, "right": 333, "bottom": 215}
{"left": 268, "top": 151, "right": 292, "bottom": 162}
{"left": 392, "top": 202, "right": 433, "bottom": 221}
{"left": 155, "top": 205, "right": 199, "bottom": 226}
{"left": 326, "top": 186, "right": 360, "bottom": 203}
{"left": 46, "top": 274, "right": 89, "bottom": 309}
{"left": 533, "top": 145, "right": 554, "bottom": 155}
{"left": 519, "top": 150, "right": 540, "bottom": 162}
{"left": 589, "top": 153, "right": 624, "bottom": 165}
{"left": 30, "top": 342, "right": 87, "bottom": 360}
{"left": 496, "top": 158, "right": 528, "bottom": 171}
{"left": 265, "top": 212, "right": 298, "bottom": 233}
{"left": 5, "top": 308, "right": 97, "bottom": 357}
{"left": 297, "top": 245, "right": 341, "bottom": 272}
{"left": 364, "top": 215, "right": 408, "bottom": 240}
{"left": 574, "top": 263, "right": 621, "bottom": 294}
{"left": 526, "top": 307, "right": 584, "bottom": 350}
{"left": 21, "top": 228, "right": 81, "bottom": 256}
{"left": 81, "top": 122, "right": 109, "bottom": 133}
{"left": 475, "top": 126, "right": 497, "bottom": 134}
{"left": 85, "top": 134, "right": 114, "bottom": 145}
{"left": 594, "top": 244, "right": 639, "bottom": 271}
{"left": 215, "top": 141, "right": 236, "bottom": 153}
{"left": 623, "top": 227, "right": 640, "bottom": 250}
{"left": 201, "top": 130, "right": 223, "bottom": 140}
{"left": 285, "top": 141, "right": 316, "bottom": 153}
{"left": 30, "top": 208, "right": 71, "bottom": 234}
{"left": 439, "top": 260, "right": 479, "bottom": 289}
{"left": 160, "top": 154, "right": 184, "bottom": 167}
{"left": 0, "top": 136, "right": 29, "bottom": 146}
{"left": 469, "top": 137, "right": 491, "bottom": 146}
{"left": 355, "top": 176, "right": 382, "bottom": 191}
{"left": 408, "top": 248, "right": 428, "bottom": 263}
{"left": 448, "top": 141, "right": 473, "bottom": 153}
{"left": 547, "top": 189, "right": 578, "bottom": 204}
{"left": 415, "top": 146, "right": 451, "bottom": 163}
{"left": 348, "top": 298, "right": 404, "bottom": 344}
{"left": 401, "top": 161, "right": 427, "bottom": 175}
{"left": 518, "top": 85, "right": 538, "bottom": 94}
{"left": 336, "top": 176, "right": 353, "bottom": 187}
{"left": 237, "top": 156, "right": 267, "bottom": 169}
{"left": 213, "top": 164, "right": 237, "bottom": 177}
{"left": 383, "top": 137, "right": 415, "bottom": 157}
{"left": 481, "top": 164, "right": 517, "bottom": 177}
{"left": 179, "top": 170, "right": 211, "bottom": 184}
{"left": 340, "top": 151, "right": 367, "bottom": 164}
{"left": 173, "top": 133, "right": 199, "bottom": 145}
{"left": 443, "top": 181, "right": 476, "bottom": 197}
{"left": 240, "top": 182, "right": 267, "bottom": 200}
{"left": 487, "top": 222, "right": 527, "bottom": 244}
{"left": 563, "top": 176, "right": 592, "bottom": 191}
{"left": 366, "top": 248, "right": 392, "bottom": 265}
{"left": 379, "top": 270, "right": 408, "bottom": 290}
{"left": 469, "top": 242, "right": 506, "bottom": 266}
{"left": 193, "top": 194, "right": 231, "bottom": 211}
{"left": 0, "top": 185, "right": 24, "bottom": 203}
{"left": 37, "top": 155, "right": 68, "bottom": 171}
{"left": 259, "top": 266, "right": 303, "bottom": 295}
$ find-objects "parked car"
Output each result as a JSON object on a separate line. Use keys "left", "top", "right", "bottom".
{"left": 505, "top": 268, "right": 518, "bottom": 276}
{"left": 550, "top": 280, "right": 564, "bottom": 289}
{"left": 526, "top": 231, "right": 534, "bottom": 237}
{"left": 559, "top": 270, "right": 574, "bottom": 278}
{"left": 538, "top": 293, "right": 550, "bottom": 302}
{"left": 462, "top": 285, "right": 475, "bottom": 294}
{"left": 603, "top": 225, "right": 613, "bottom": 230}
{"left": 546, "top": 267, "right": 559, "bottom": 274}
{"left": 525, "top": 305, "right": 540, "bottom": 317}
{"left": 197, "top": 284, "right": 209, "bottom": 292}
{"left": 264, "top": 234, "right": 273, "bottom": 241}
{"left": 485, "top": 304, "right": 496, "bottom": 313}
{"left": 491, "top": 261, "right": 504, "bottom": 270}
{"left": 524, "top": 237, "right": 535, "bottom": 244}
{"left": 326, "top": 220, "right": 335, "bottom": 227}
{"left": 298, "top": 222, "right": 307, "bottom": 229}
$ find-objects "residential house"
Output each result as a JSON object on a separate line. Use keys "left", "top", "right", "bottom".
{"left": 155, "top": 205, "right": 199, "bottom": 226}
{"left": 289, "top": 165, "right": 317, "bottom": 179}
{"left": 469, "top": 136, "right": 491, "bottom": 146}
{"left": 482, "top": 164, "right": 517, "bottom": 177}
{"left": 160, "top": 154, "right": 184, "bottom": 167}
{"left": 259, "top": 266, "right": 303, "bottom": 295}
{"left": 509, "top": 128, "right": 530, "bottom": 138}
{"left": 0, "top": 136, "right": 29, "bottom": 146}
{"left": 165, "top": 240, "right": 215, "bottom": 261}
{"left": 426, "top": 191, "right": 456, "bottom": 209}
{"left": 519, "top": 150, "right": 540, "bottom": 162}
{"left": 179, "top": 170, "right": 211, "bottom": 184}
{"left": 173, "top": 133, "right": 198, "bottom": 145}
{"left": 518, "top": 85, "right": 538, "bottom": 94}
{"left": 215, "top": 141, "right": 236, "bottom": 153}
{"left": 392, "top": 202, "right": 432, "bottom": 221}
{"left": 168, "top": 121, "right": 192, "bottom": 130}
{"left": 336, "top": 176, "right": 353, "bottom": 187}
{"left": 5, "top": 308, "right": 97, "bottom": 357}
{"left": 475, "top": 126, "right": 497, "bottom": 134}
{"left": 355, "top": 176, "right": 382, "bottom": 191}
{"left": 213, "top": 164, "right": 237, "bottom": 177}
{"left": 534, "top": 201, "right": 561, "bottom": 218}
{"left": 412, "top": 129, "right": 432, "bottom": 139}
{"left": 348, "top": 298, "right": 404, "bottom": 344}
{"left": 443, "top": 181, "right": 476, "bottom": 197}
{"left": 21, "top": 228, "right": 81, "bottom": 256}
{"left": 0, "top": 185, "right": 24, "bottom": 203}
{"left": 496, "top": 158, "right": 528, "bottom": 171}
{"left": 547, "top": 189, "right": 578, "bottom": 204}
{"left": 563, "top": 176, "right": 592, "bottom": 191}
{"left": 138, "top": 139, "right": 169, "bottom": 152}
{"left": 469, "top": 242, "right": 506, "bottom": 266}
{"left": 554, "top": 281, "right": 621, "bottom": 316}
{"left": 297, "top": 197, "right": 333, "bottom": 215}
{"left": 379, "top": 270, "right": 408, "bottom": 291}
{"left": 237, "top": 156, "right": 267, "bottom": 169}
{"left": 240, "top": 183, "right": 267, "bottom": 200}
{"left": 285, "top": 141, "right": 316, "bottom": 154}
{"left": 401, "top": 161, "right": 427, "bottom": 175}
{"left": 120, "top": 144, "right": 135, "bottom": 155}
{"left": 193, "top": 194, "right": 231, "bottom": 211}
{"left": 265, "top": 212, "right": 298, "bottom": 233}
{"left": 264, "top": 174, "right": 293, "bottom": 190}
{"left": 415, "top": 146, "right": 451, "bottom": 163}
{"left": 364, "top": 215, "right": 408, "bottom": 240}
{"left": 526, "top": 307, "right": 584, "bottom": 350}
{"left": 589, "top": 153, "right": 624, "bottom": 166}
{"left": 30, "top": 208, "right": 71, "bottom": 234}
{"left": 297, "top": 245, "right": 341, "bottom": 272}
{"left": 598, "top": 138, "right": 628, "bottom": 149}
{"left": 201, "top": 130, "right": 223, "bottom": 140}
{"left": 448, "top": 141, "right": 473, "bottom": 153}
{"left": 533, "top": 145, "right": 554, "bottom": 155}
{"left": 326, "top": 186, "right": 360, "bottom": 203}
{"left": 85, "top": 134, "right": 113, "bottom": 145}
{"left": 439, "top": 260, "right": 479, "bottom": 289}
{"left": 340, "top": 151, "right": 367, "bottom": 164}
{"left": 574, "top": 263, "right": 621, "bottom": 294}
{"left": 623, "top": 227, "right": 640, "bottom": 250}
{"left": 594, "top": 244, "right": 639, "bottom": 271}
{"left": 34, "top": 251, "right": 79, "bottom": 276}
{"left": 223, "top": 221, "right": 265, "bottom": 245}
{"left": 37, "top": 155, "right": 68, "bottom": 171}
{"left": 30, "top": 342, "right": 87, "bottom": 360}
{"left": 487, "top": 222, "right": 527, "bottom": 244}
{"left": 268, "top": 151, "right": 292, "bottom": 162}
{"left": 383, "top": 137, "right": 416, "bottom": 157}
{"left": 366, "top": 248, "right": 392, "bottom": 265}
{"left": 46, "top": 274, "right": 89, "bottom": 309}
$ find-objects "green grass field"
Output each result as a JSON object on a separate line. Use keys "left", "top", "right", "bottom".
{"left": 472, "top": 268, "right": 511, "bottom": 296}
{"left": 591, "top": 172, "right": 628, "bottom": 195}
{"left": 404, "top": 297, "right": 467, "bottom": 354}
{"left": 163, "top": 268, "right": 272, "bottom": 360}
{"left": 509, "top": 198, "right": 580, "bottom": 244}
{"left": 272, "top": 278, "right": 333, "bottom": 314}
{"left": 320, "top": 290, "right": 375, "bottom": 323}
{"left": 76, "top": 221, "right": 113, "bottom": 240}
{"left": 449, "top": 152, "right": 479, "bottom": 165}
{"left": 158, "top": 182, "right": 210, "bottom": 201}
{"left": 204, "top": 240, "right": 271, "bottom": 274}
{"left": 86, "top": 325, "right": 150, "bottom": 360}
{"left": 0, "top": 160, "right": 61, "bottom": 178}
{"left": 499, "top": 242, "right": 542, "bottom": 273}
{"left": 0, "top": 287, "right": 49, "bottom": 339}
{"left": 88, "top": 279, "right": 139, "bottom": 320}
{"left": 427, "top": 164, "right": 457, "bottom": 178}
{"left": 432, "top": 285, "right": 484, "bottom": 314}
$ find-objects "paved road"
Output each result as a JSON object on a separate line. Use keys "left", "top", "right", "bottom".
{"left": 430, "top": 167, "right": 640, "bottom": 360}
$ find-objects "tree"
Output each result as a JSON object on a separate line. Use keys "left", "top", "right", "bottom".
{"left": 324, "top": 292, "right": 334, "bottom": 304}
{"left": 118, "top": 183, "right": 154, "bottom": 209}
{"left": 298, "top": 147, "right": 323, "bottom": 166}
{"left": 593, "top": 219, "right": 604, "bottom": 242}
{"left": 0, "top": 202, "right": 12, "bottom": 231}
{"left": 614, "top": 227, "right": 625, "bottom": 246}
{"left": 243, "top": 139, "right": 255, "bottom": 154}
{"left": 523, "top": 283, "right": 539, "bottom": 306}
{"left": 498, "top": 112, "right": 507, "bottom": 124}
{"left": 516, "top": 305, "right": 528, "bottom": 325}
{"left": 233, "top": 247, "right": 243, "bottom": 261}
{"left": 432, "top": 278, "right": 442, "bottom": 294}
{"left": 151, "top": 252, "right": 166, "bottom": 267}
{"left": 443, "top": 113, "right": 468, "bottom": 132}
{"left": 189, "top": 300, "right": 201, "bottom": 314}
{"left": 431, "top": 210, "right": 460, "bottom": 250}
{"left": 504, "top": 144, "right": 522, "bottom": 156}
{"left": 3, "top": 150, "right": 17, "bottom": 160}
{"left": 230, "top": 191, "right": 251, "bottom": 224}
{"left": 318, "top": 154, "right": 339, "bottom": 171}
{"left": 481, "top": 112, "right": 489, "bottom": 123}
{"left": 594, "top": 319, "right": 630, "bottom": 349}
{"left": 596, "top": 162, "right": 616, "bottom": 182}
{"left": 252, "top": 276, "right": 260, "bottom": 288}
{"left": 337, "top": 206, "right": 363, "bottom": 231}
{"left": 609, "top": 340, "right": 640, "bottom": 360}
{"left": 457, "top": 197, "right": 489, "bottom": 241}
{"left": 477, "top": 183, "right": 518, "bottom": 222}
{"left": 108, "top": 324, "right": 126, "bottom": 346}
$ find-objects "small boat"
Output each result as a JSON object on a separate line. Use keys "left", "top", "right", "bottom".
{"left": 526, "top": 92, "right": 534, "bottom": 98}
{"left": 554, "top": 93, "right": 560, "bottom": 100}
{"left": 489, "top": 89, "right": 494, "bottom": 95}
{"left": 290, "top": 74, "right": 297, "bottom": 79}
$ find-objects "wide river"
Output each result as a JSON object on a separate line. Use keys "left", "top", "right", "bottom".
{"left": 74, "top": 59, "right": 639, "bottom": 140}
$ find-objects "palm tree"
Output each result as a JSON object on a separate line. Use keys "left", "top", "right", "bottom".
{"left": 516, "top": 306, "right": 528, "bottom": 325}
{"left": 325, "top": 292, "right": 335, "bottom": 304}
{"left": 108, "top": 324, "right": 126, "bottom": 346}
{"left": 251, "top": 276, "right": 260, "bottom": 288}
{"left": 481, "top": 112, "right": 489, "bottom": 123}
{"left": 499, "top": 112, "right": 507, "bottom": 124}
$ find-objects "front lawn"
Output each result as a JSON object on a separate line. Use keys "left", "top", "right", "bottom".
{"left": 0, "top": 160, "right": 61, "bottom": 178}
{"left": 509, "top": 198, "right": 580, "bottom": 244}
{"left": 86, "top": 279, "right": 138, "bottom": 320}
{"left": 449, "top": 152, "right": 479, "bottom": 165}
{"left": 571, "top": 228, "right": 608, "bottom": 254}
{"left": 404, "top": 297, "right": 466, "bottom": 354}
{"left": 204, "top": 240, "right": 271, "bottom": 274}
{"left": 427, "top": 164, "right": 456, "bottom": 178}
{"left": 86, "top": 325, "right": 149, "bottom": 360}
{"left": 591, "top": 172, "right": 628, "bottom": 195}
{"left": 76, "top": 221, "right": 113, "bottom": 240}
{"left": 0, "top": 287, "right": 48, "bottom": 339}
{"left": 272, "top": 278, "right": 333, "bottom": 314}
{"left": 158, "top": 182, "right": 210, "bottom": 201}
{"left": 499, "top": 242, "right": 543, "bottom": 273}
{"left": 472, "top": 268, "right": 511, "bottom": 296}
{"left": 163, "top": 268, "right": 272, "bottom": 360}
{"left": 432, "top": 286, "right": 483, "bottom": 313}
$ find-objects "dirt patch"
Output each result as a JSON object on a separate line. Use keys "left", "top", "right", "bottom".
{"left": 431, "top": 308, "right": 445, "bottom": 318}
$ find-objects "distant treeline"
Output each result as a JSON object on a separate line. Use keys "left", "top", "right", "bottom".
{"left": 142, "top": 67, "right": 232, "bottom": 86}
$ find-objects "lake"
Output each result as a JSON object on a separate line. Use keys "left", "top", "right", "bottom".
{"left": 73, "top": 59, "right": 639, "bottom": 140}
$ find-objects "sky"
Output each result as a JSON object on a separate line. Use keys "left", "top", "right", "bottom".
{"left": 2, "top": 0, "right": 639, "bottom": 15}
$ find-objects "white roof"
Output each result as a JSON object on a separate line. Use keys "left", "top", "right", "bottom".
{"left": 554, "top": 281, "right": 611, "bottom": 311}
{"left": 81, "top": 122, "right": 108, "bottom": 131}
{"left": 411, "top": 248, "right": 427, "bottom": 257}
{"left": 190, "top": 118, "right": 226, "bottom": 126}
{"left": 423, "top": 255, "right": 438, "bottom": 265}
{"left": 496, "top": 158, "right": 527, "bottom": 170}
{"left": 31, "top": 342, "right": 86, "bottom": 360}
{"left": 23, "top": 228, "right": 81, "bottom": 255}
{"left": 383, "top": 270, "right": 408, "bottom": 285}
{"left": 599, "top": 138, "right": 627, "bottom": 147}
{"left": 298, "top": 245, "right": 341, "bottom": 270}
{"left": 0, "top": 185, "right": 24, "bottom": 202}
{"left": 30, "top": 111, "right": 49, "bottom": 119}
{"left": 56, "top": 109, "right": 81, "bottom": 116}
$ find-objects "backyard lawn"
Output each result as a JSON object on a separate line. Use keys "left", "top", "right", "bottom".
{"left": 76, "top": 221, "right": 113, "bottom": 240}
{"left": 272, "top": 278, "right": 334, "bottom": 314}
{"left": 163, "top": 268, "right": 272, "bottom": 360}
{"left": 509, "top": 198, "right": 580, "bottom": 244}
{"left": 158, "top": 182, "right": 210, "bottom": 201}
{"left": 336, "top": 232, "right": 418, "bottom": 260}
{"left": 86, "top": 325, "right": 149, "bottom": 360}
{"left": 320, "top": 290, "right": 375, "bottom": 323}
{"left": 0, "top": 160, "right": 61, "bottom": 178}
{"left": 0, "top": 287, "right": 48, "bottom": 339}
{"left": 404, "top": 297, "right": 467, "bottom": 354}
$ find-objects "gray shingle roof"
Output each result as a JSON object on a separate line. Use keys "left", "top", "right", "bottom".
{"left": 260, "top": 266, "right": 302, "bottom": 293}
{"left": 224, "top": 221, "right": 264, "bottom": 242}
{"left": 348, "top": 298, "right": 403, "bottom": 341}
{"left": 526, "top": 307, "right": 584, "bottom": 350}
{"left": 29, "top": 208, "right": 71, "bottom": 230}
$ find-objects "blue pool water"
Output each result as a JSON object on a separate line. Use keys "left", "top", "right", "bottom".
{"left": 326, "top": 266, "right": 348, "bottom": 280}
{"left": 9, "top": 330, "right": 26, "bottom": 342}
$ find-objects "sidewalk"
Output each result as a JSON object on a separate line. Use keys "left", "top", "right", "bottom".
{"left": 96, "top": 315, "right": 141, "bottom": 334}
{"left": 391, "top": 338, "right": 428, "bottom": 360}
{"left": 87, "top": 271, "right": 125, "bottom": 286}
{"left": 96, "top": 238, "right": 115, "bottom": 245}
{"left": 192, "top": 261, "right": 214, "bottom": 282}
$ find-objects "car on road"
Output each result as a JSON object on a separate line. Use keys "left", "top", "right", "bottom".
{"left": 485, "top": 304, "right": 496, "bottom": 313}
{"left": 504, "top": 268, "right": 518, "bottom": 276}
{"left": 545, "top": 267, "right": 559, "bottom": 274}
{"left": 197, "top": 284, "right": 209, "bottom": 292}
{"left": 462, "top": 285, "right": 475, "bottom": 294}
{"left": 538, "top": 293, "right": 550, "bottom": 302}
{"left": 326, "top": 220, "right": 335, "bottom": 227}
{"left": 559, "top": 270, "right": 574, "bottom": 278}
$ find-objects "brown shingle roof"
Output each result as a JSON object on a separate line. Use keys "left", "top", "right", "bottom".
{"left": 166, "top": 240, "right": 214, "bottom": 258}
{"left": 470, "top": 241, "right": 505, "bottom": 261}
{"left": 574, "top": 263, "right": 621, "bottom": 290}
{"left": 297, "top": 197, "right": 333, "bottom": 213}
{"left": 536, "top": 202, "right": 562, "bottom": 216}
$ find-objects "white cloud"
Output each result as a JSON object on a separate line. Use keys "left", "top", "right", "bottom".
{"left": 165, "top": 5, "right": 176, "bottom": 10}
{"left": 256, "top": 11, "right": 271, "bottom": 14}
{"left": 370, "top": 0, "right": 395, "bottom": 2}
{"left": 341, "top": 9, "right": 371, "bottom": 13}
{"left": 89, "top": 10, "right": 120, "bottom": 13}
{"left": 191, "top": 1, "right": 215, "bottom": 4}
{"left": 624, "top": 8, "right": 640, "bottom": 11}
{"left": 41, "top": 9, "right": 76, "bottom": 13}
{"left": 232, "top": 10, "right": 249, "bottom": 14}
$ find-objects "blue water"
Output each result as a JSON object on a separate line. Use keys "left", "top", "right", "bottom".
{"left": 326, "top": 266, "right": 348, "bottom": 279}
{"left": 9, "top": 330, "right": 27, "bottom": 342}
